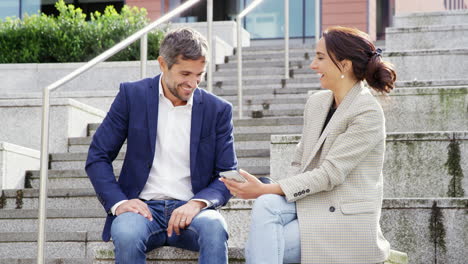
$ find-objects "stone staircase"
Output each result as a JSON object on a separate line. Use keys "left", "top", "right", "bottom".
{"left": 0, "top": 10, "right": 467, "bottom": 263}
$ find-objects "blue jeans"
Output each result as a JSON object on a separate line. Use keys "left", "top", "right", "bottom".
{"left": 246, "top": 194, "right": 301, "bottom": 264}
{"left": 110, "top": 200, "right": 228, "bottom": 264}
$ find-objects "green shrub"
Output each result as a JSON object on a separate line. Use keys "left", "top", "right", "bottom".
{"left": 0, "top": 0, "right": 164, "bottom": 63}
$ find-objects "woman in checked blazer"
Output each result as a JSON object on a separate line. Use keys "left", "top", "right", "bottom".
{"left": 221, "top": 26, "right": 397, "bottom": 264}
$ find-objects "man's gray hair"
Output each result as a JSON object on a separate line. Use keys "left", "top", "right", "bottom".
{"left": 159, "top": 27, "right": 208, "bottom": 69}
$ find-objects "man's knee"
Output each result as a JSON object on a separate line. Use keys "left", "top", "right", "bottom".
{"left": 111, "top": 212, "right": 148, "bottom": 245}
{"left": 191, "top": 210, "right": 228, "bottom": 241}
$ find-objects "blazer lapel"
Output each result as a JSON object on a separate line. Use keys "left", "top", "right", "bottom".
{"left": 301, "top": 82, "right": 365, "bottom": 172}
{"left": 189, "top": 88, "right": 204, "bottom": 176}
{"left": 147, "top": 75, "right": 160, "bottom": 157}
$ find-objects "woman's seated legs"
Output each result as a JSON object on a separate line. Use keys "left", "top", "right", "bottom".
{"left": 246, "top": 194, "right": 300, "bottom": 264}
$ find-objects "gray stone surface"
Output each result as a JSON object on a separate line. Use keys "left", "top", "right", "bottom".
{"left": 0, "top": 61, "right": 161, "bottom": 93}
{"left": 381, "top": 198, "right": 468, "bottom": 264}
{"left": 270, "top": 132, "right": 467, "bottom": 198}
{"left": 393, "top": 10, "right": 468, "bottom": 28}
{"left": 0, "top": 98, "right": 104, "bottom": 153}
{"left": 0, "top": 199, "right": 465, "bottom": 263}
{"left": 377, "top": 86, "right": 468, "bottom": 132}
{"left": 385, "top": 49, "right": 468, "bottom": 81}
{"left": 385, "top": 132, "right": 467, "bottom": 198}
{"left": 0, "top": 241, "right": 86, "bottom": 258}
{"left": 385, "top": 24, "right": 468, "bottom": 50}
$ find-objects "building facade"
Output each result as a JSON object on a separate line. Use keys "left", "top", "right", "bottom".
{"left": 1, "top": 0, "right": 466, "bottom": 41}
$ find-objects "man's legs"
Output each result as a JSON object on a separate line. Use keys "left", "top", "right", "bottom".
{"left": 111, "top": 200, "right": 228, "bottom": 264}
{"left": 110, "top": 201, "right": 167, "bottom": 264}
{"left": 167, "top": 208, "right": 229, "bottom": 264}
{"left": 245, "top": 194, "right": 301, "bottom": 264}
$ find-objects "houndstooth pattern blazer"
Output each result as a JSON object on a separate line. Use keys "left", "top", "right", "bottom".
{"left": 278, "top": 82, "right": 391, "bottom": 264}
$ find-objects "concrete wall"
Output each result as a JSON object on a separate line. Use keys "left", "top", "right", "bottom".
{"left": 322, "top": 0, "right": 372, "bottom": 39}
{"left": 270, "top": 132, "right": 467, "bottom": 198}
{"left": 0, "top": 142, "right": 39, "bottom": 191}
{"left": 0, "top": 61, "right": 161, "bottom": 94}
{"left": 0, "top": 99, "right": 105, "bottom": 153}
{"left": 395, "top": 0, "right": 447, "bottom": 14}
{"left": 126, "top": 0, "right": 165, "bottom": 21}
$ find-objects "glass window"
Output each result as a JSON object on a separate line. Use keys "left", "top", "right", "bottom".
{"left": 0, "top": 0, "right": 20, "bottom": 20}
{"left": 22, "top": 0, "right": 41, "bottom": 17}
{"left": 305, "top": 0, "right": 316, "bottom": 37}
{"left": 244, "top": 0, "right": 316, "bottom": 39}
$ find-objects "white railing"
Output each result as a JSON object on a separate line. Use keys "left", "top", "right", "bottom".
{"left": 316, "top": 0, "right": 321, "bottom": 44}
{"left": 284, "top": 0, "right": 289, "bottom": 80}
{"left": 236, "top": 0, "right": 264, "bottom": 119}
{"left": 36, "top": 0, "right": 202, "bottom": 263}
{"left": 207, "top": 0, "right": 213, "bottom": 92}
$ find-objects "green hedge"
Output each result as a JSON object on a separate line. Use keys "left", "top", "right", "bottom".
{"left": 0, "top": 0, "right": 165, "bottom": 63}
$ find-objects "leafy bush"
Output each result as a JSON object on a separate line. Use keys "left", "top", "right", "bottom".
{"left": 0, "top": 0, "right": 164, "bottom": 63}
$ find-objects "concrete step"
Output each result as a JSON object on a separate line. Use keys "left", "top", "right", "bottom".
{"left": 0, "top": 198, "right": 466, "bottom": 263}
{"left": 226, "top": 54, "right": 307, "bottom": 63}
{"left": 87, "top": 116, "right": 304, "bottom": 134}
{"left": 49, "top": 153, "right": 271, "bottom": 172}
{"left": 0, "top": 259, "right": 90, "bottom": 264}
{"left": 0, "top": 230, "right": 244, "bottom": 262}
{"left": 214, "top": 67, "right": 291, "bottom": 76}
{"left": 208, "top": 75, "right": 318, "bottom": 87}
{"left": 379, "top": 86, "right": 468, "bottom": 132}
{"left": 241, "top": 45, "right": 313, "bottom": 53}
{"left": 217, "top": 60, "right": 308, "bottom": 70}
{"left": 271, "top": 131, "right": 468, "bottom": 198}
{"left": 385, "top": 24, "right": 468, "bottom": 50}
{"left": 385, "top": 48, "right": 468, "bottom": 81}
{"left": 393, "top": 10, "right": 468, "bottom": 28}
{"left": 212, "top": 74, "right": 284, "bottom": 82}
{"left": 212, "top": 85, "right": 317, "bottom": 96}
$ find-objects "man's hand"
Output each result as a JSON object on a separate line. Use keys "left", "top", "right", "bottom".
{"left": 115, "top": 199, "right": 153, "bottom": 221}
{"left": 167, "top": 200, "right": 205, "bottom": 237}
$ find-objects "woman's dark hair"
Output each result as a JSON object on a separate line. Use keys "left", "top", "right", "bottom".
{"left": 322, "top": 26, "right": 396, "bottom": 93}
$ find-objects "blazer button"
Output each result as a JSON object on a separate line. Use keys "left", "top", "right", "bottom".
{"left": 306, "top": 189, "right": 310, "bottom": 193}
{"left": 329, "top": 206, "right": 335, "bottom": 212}
{"left": 294, "top": 193, "right": 298, "bottom": 197}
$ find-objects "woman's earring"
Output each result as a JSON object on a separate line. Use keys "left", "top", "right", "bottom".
{"left": 340, "top": 74, "right": 344, "bottom": 79}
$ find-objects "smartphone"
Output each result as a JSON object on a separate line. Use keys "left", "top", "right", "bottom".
{"left": 219, "top": 170, "right": 247, "bottom": 183}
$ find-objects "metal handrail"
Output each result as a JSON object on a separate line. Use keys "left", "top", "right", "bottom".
{"left": 36, "top": 0, "right": 201, "bottom": 263}
{"left": 284, "top": 0, "right": 289, "bottom": 80}
{"left": 207, "top": 0, "right": 213, "bottom": 92}
{"left": 316, "top": 0, "right": 321, "bottom": 44}
{"left": 236, "top": 0, "right": 264, "bottom": 119}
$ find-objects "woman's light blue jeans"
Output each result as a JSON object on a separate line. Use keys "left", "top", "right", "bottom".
{"left": 246, "top": 194, "right": 301, "bottom": 264}
{"left": 110, "top": 200, "right": 228, "bottom": 264}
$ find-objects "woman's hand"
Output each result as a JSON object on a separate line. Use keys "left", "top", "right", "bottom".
{"left": 220, "top": 169, "right": 284, "bottom": 199}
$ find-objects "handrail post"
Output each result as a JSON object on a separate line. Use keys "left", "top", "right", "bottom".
{"left": 284, "top": 0, "right": 289, "bottom": 79}
{"left": 237, "top": 16, "right": 243, "bottom": 119}
{"left": 207, "top": 0, "right": 213, "bottom": 92}
{"left": 236, "top": 0, "right": 264, "bottom": 119}
{"left": 140, "top": 34, "right": 148, "bottom": 79}
{"left": 315, "top": 0, "right": 321, "bottom": 44}
{"left": 37, "top": 87, "right": 50, "bottom": 264}
{"left": 36, "top": 1, "right": 202, "bottom": 262}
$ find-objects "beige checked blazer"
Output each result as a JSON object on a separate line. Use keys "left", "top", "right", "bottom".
{"left": 278, "top": 82, "right": 390, "bottom": 264}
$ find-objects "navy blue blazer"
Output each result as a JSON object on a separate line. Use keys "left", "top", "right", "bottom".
{"left": 85, "top": 75, "right": 237, "bottom": 241}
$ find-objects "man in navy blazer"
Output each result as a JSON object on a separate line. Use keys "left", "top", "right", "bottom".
{"left": 86, "top": 28, "right": 237, "bottom": 264}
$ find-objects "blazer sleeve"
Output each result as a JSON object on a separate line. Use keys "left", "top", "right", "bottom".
{"left": 192, "top": 103, "right": 237, "bottom": 208}
{"left": 278, "top": 104, "right": 385, "bottom": 203}
{"left": 85, "top": 84, "right": 129, "bottom": 213}
{"left": 290, "top": 98, "right": 311, "bottom": 172}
